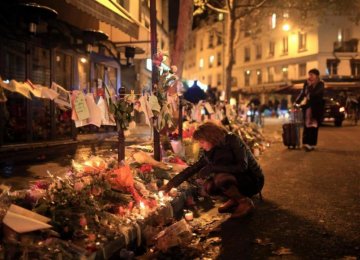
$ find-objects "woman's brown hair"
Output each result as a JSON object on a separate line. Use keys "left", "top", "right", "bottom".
{"left": 193, "top": 121, "right": 228, "bottom": 146}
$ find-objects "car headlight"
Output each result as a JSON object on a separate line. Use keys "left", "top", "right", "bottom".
{"left": 339, "top": 107, "right": 345, "bottom": 112}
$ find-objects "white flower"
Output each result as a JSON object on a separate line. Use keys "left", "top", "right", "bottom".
{"left": 170, "top": 65, "right": 178, "bottom": 73}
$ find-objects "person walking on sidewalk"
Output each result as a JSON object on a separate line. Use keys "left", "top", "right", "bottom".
{"left": 161, "top": 121, "right": 264, "bottom": 218}
{"left": 295, "top": 68, "right": 325, "bottom": 151}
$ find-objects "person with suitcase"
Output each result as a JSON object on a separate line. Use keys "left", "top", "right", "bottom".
{"left": 294, "top": 68, "right": 325, "bottom": 151}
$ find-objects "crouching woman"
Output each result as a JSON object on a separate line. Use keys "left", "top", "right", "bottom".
{"left": 162, "top": 121, "right": 264, "bottom": 218}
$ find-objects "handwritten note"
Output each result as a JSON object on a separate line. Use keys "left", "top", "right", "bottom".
{"left": 74, "top": 92, "right": 90, "bottom": 120}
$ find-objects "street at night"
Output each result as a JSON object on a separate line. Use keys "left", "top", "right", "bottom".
{"left": 1, "top": 119, "right": 359, "bottom": 259}
{"left": 1, "top": 0, "right": 360, "bottom": 259}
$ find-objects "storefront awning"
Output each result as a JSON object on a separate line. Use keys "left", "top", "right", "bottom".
{"left": 64, "top": 0, "right": 139, "bottom": 39}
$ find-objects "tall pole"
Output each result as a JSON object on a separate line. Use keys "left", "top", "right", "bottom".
{"left": 150, "top": 0, "right": 161, "bottom": 161}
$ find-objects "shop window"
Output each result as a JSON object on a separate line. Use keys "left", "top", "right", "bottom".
{"left": 54, "top": 52, "right": 74, "bottom": 139}
{"left": 1, "top": 40, "right": 27, "bottom": 144}
{"left": 31, "top": 46, "right": 51, "bottom": 142}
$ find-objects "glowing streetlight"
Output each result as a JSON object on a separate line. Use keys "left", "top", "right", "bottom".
{"left": 282, "top": 23, "right": 290, "bottom": 32}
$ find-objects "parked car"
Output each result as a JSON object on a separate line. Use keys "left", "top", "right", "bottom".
{"left": 321, "top": 97, "right": 345, "bottom": 126}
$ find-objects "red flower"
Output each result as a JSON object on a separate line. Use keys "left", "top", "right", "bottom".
{"left": 152, "top": 52, "right": 163, "bottom": 66}
{"left": 139, "top": 164, "right": 153, "bottom": 173}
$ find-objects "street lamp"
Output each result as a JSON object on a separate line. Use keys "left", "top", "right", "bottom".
{"left": 282, "top": 23, "right": 291, "bottom": 32}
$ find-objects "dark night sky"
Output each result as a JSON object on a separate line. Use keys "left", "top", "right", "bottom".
{"left": 168, "top": 0, "right": 179, "bottom": 31}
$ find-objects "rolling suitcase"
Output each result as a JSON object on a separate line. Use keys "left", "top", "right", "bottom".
{"left": 282, "top": 123, "right": 300, "bottom": 148}
{"left": 282, "top": 108, "right": 302, "bottom": 149}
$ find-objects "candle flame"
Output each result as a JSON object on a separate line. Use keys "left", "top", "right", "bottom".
{"left": 139, "top": 201, "right": 145, "bottom": 209}
{"left": 158, "top": 191, "right": 164, "bottom": 198}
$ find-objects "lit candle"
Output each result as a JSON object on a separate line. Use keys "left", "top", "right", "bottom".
{"left": 169, "top": 188, "right": 178, "bottom": 197}
{"left": 158, "top": 191, "right": 164, "bottom": 200}
{"left": 139, "top": 201, "right": 146, "bottom": 216}
{"left": 184, "top": 211, "right": 193, "bottom": 221}
{"left": 158, "top": 191, "right": 165, "bottom": 206}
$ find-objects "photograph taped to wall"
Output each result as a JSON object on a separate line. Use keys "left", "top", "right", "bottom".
{"left": 51, "top": 82, "right": 71, "bottom": 109}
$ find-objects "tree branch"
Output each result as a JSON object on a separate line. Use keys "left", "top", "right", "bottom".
{"left": 206, "top": 2, "right": 229, "bottom": 13}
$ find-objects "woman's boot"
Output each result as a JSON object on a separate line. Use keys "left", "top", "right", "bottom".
{"left": 222, "top": 185, "right": 254, "bottom": 218}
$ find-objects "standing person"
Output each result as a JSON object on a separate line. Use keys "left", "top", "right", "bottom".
{"left": 295, "top": 68, "right": 325, "bottom": 151}
{"left": 161, "top": 121, "right": 264, "bottom": 218}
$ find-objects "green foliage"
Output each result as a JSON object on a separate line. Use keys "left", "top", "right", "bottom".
{"left": 105, "top": 86, "right": 134, "bottom": 131}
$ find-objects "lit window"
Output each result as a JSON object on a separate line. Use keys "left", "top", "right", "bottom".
{"left": 257, "top": 69, "right": 262, "bottom": 84}
{"left": 199, "top": 58, "right": 204, "bottom": 69}
{"left": 271, "top": 13, "right": 276, "bottom": 29}
{"left": 218, "top": 13, "right": 224, "bottom": 21}
{"left": 244, "top": 70, "right": 251, "bottom": 86}
{"left": 337, "top": 29, "right": 343, "bottom": 42}
{"left": 282, "top": 66, "right": 288, "bottom": 80}
{"left": 209, "top": 55, "right": 215, "bottom": 68}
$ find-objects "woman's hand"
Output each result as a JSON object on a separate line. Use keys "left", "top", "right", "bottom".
{"left": 159, "top": 183, "right": 172, "bottom": 193}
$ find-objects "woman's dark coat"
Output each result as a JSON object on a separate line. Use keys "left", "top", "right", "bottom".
{"left": 166, "top": 133, "right": 264, "bottom": 196}
{"left": 296, "top": 80, "right": 325, "bottom": 122}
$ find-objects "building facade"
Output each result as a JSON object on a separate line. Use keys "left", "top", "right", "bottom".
{"left": 0, "top": 0, "right": 169, "bottom": 147}
{"left": 183, "top": 12, "right": 360, "bottom": 105}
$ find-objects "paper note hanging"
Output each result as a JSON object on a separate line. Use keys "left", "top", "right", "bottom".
{"left": 51, "top": 82, "right": 71, "bottom": 110}
{"left": 148, "top": 95, "right": 161, "bottom": 113}
{"left": 25, "top": 80, "right": 42, "bottom": 98}
{"left": 85, "top": 93, "right": 101, "bottom": 127}
{"left": 74, "top": 92, "right": 90, "bottom": 121}
{"left": 204, "top": 102, "right": 215, "bottom": 114}
{"left": 9, "top": 80, "right": 32, "bottom": 99}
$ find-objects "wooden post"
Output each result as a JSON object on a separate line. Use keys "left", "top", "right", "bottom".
{"left": 150, "top": 0, "right": 161, "bottom": 161}
{"left": 178, "top": 95, "right": 183, "bottom": 141}
{"left": 118, "top": 86, "right": 126, "bottom": 165}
